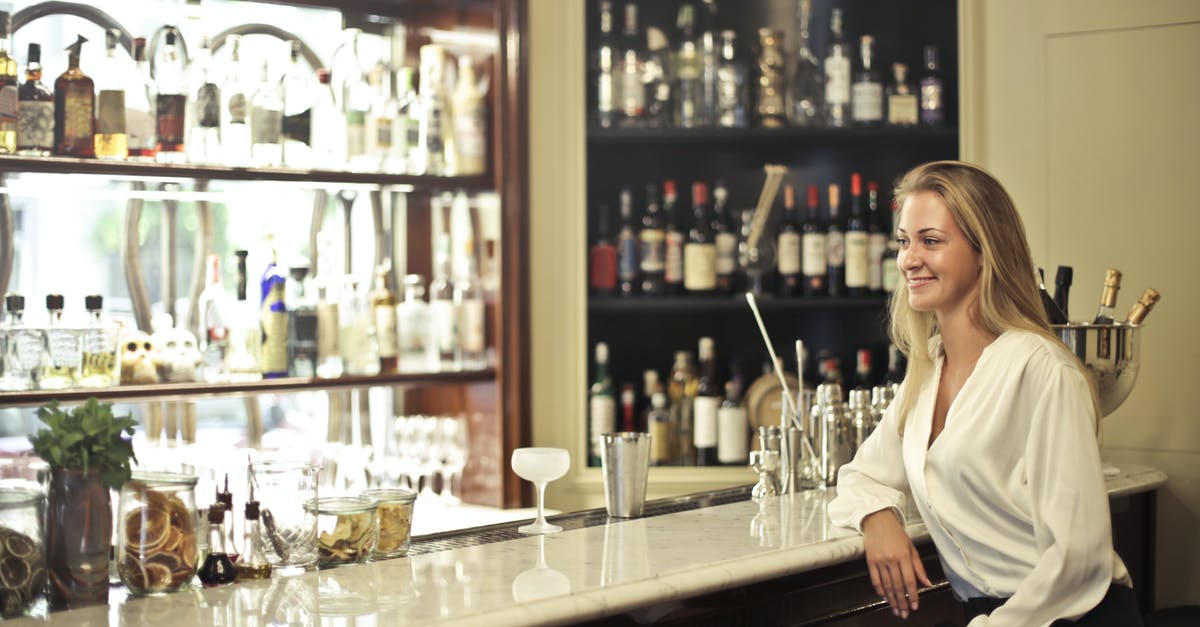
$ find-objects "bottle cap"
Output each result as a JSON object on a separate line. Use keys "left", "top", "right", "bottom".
{"left": 851, "top": 173, "right": 862, "bottom": 196}
{"left": 316, "top": 68, "right": 332, "bottom": 84}
{"left": 692, "top": 181, "right": 707, "bottom": 205}
{"left": 783, "top": 184, "right": 795, "bottom": 209}
{"left": 807, "top": 184, "right": 819, "bottom": 209}
{"left": 5, "top": 294, "right": 24, "bottom": 312}
{"left": 208, "top": 504, "right": 226, "bottom": 524}
{"left": 1056, "top": 265, "right": 1073, "bottom": 285}
{"left": 26, "top": 43, "right": 40, "bottom": 64}
{"left": 84, "top": 294, "right": 103, "bottom": 311}
{"left": 662, "top": 179, "right": 676, "bottom": 198}
{"left": 64, "top": 34, "right": 87, "bottom": 58}
{"left": 244, "top": 500, "right": 260, "bottom": 520}
{"left": 46, "top": 294, "right": 64, "bottom": 310}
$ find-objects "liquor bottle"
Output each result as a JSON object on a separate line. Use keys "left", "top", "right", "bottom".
{"left": 78, "top": 295, "right": 119, "bottom": 388}
{"left": 845, "top": 174, "right": 870, "bottom": 296}
{"left": 1092, "top": 268, "right": 1122, "bottom": 324}
{"left": 286, "top": 265, "right": 317, "bottom": 377}
{"left": 777, "top": 184, "right": 802, "bottom": 297}
{"left": 595, "top": 0, "right": 618, "bottom": 129}
{"left": 693, "top": 337, "right": 720, "bottom": 466}
{"left": 663, "top": 180, "right": 685, "bottom": 295}
{"left": 755, "top": 29, "right": 787, "bottom": 128}
{"left": 801, "top": 184, "right": 827, "bottom": 297}
{"left": 235, "top": 496, "right": 272, "bottom": 580}
{"left": 668, "top": 350, "right": 698, "bottom": 465}
{"left": 312, "top": 68, "right": 345, "bottom": 170}
{"left": 715, "top": 31, "right": 746, "bottom": 128}
{"left": 1038, "top": 268, "right": 1068, "bottom": 325}
{"left": 226, "top": 250, "right": 263, "bottom": 382}
{"left": 672, "top": 4, "right": 701, "bottom": 128}
{"left": 854, "top": 348, "right": 872, "bottom": 390}
{"left": 414, "top": 44, "right": 449, "bottom": 175}
{"left": 250, "top": 60, "right": 283, "bottom": 167}
{"left": 125, "top": 37, "right": 155, "bottom": 161}
{"left": 397, "top": 274, "right": 430, "bottom": 371}
{"left": 884, "top": 343, "right": 904, "bottom": 386}
{"left": 341, "top": 30, "right": 372, "bottom": 170}
{"left": 620, "top": 383, "right": 637, "bottom": 432}
{"left": 589, "top": 342, "right": 616, "bottom": 466}
{"left": 186, "top": 37, "right": 221, "bottom": 164}
{"left": 220, "top": 35, "right": 250, "bottom": 166}
{"left": 886, "top": 63, "right": 919, "bottom": 127}
{"left": 392, "top": 67, "right": 419, "bottom": 173}
{"left": 698, "top": 0, "right": 719, "bottom": 127}
{"left": 788, "top": 0, "right": 823, "bottom": 127}
{"left": 16, "top": 43, "right": 53, "bottom": 156}
{"left": 881, "top": 199, "right": 901, "bottom": 293}
{"left": 850, "top": 35, "right": 883, "bottom": 127}
{"left": 280, "top": 40, "right": 314, "bottom": 169}
{"left": 590, "top": 204, "right": 618, "bottom": 296}
{"left": 866, "top": 182, "right": 886, "bottom": 294}
{"left": 0, "top": 8, "right": 15, "bottom": 153}
{"left": 260, "top": 243, "right": 289, "bottom": 378}
{"left": 455, "top": 235, "right": 487, "bottom": 369}
{"left": 453, "top": 55, "right": 487, "bottom": 175}
{"left": 639, "top": 183, "right": 665, "bottom": 295}
{"left": 617, "top": 186, "right": 639, "bottom": 296}
{"left": 684, "top": 182, "right": 716, "bottom": 295}
{"left": 643, "top": 29, "right": 673, "bottom": 129}
{"left": 339, "top": 277, "right": 381, "bottom": 375}
{"left": 197, "top": 505, "right": 236, "bottom": 587}
{"left": 822, "top": 8, "right": 851, "bottom": 128}
{"left": 0, "top": 295, "right": 43, "bottom": 391}
{"left": 712, "top": 181, "right": 739, "bottom": 294}
{"left": 368, "top": 62, "right": 394, "bottom": 171}
{"left": 153, "top": 30, "right": 185, "bottom": 162}
{"left": 314, "top": 233, "right": 342, "bottom": 379}
{"left": 429, "top": 233, "right": 459, "bottom": 369}
{"left": 618, "top": 2, "right": 645, "bottom": 126}
{"left": 1053, "top": 265, "right": 1073, "bottom": 320}
{"left": 717, "top": 379, "right": 748, "bottom": 465}
{"left": 54, "top": 35, "right": 95, "bottom": 158}
{"left": 1124, "top": 288, "right": 1160, "bottom": 325}
{"left": 197, "top": 254, "right": 231, "bottom": 382}
{"left": 647, "top": 392, "right": 672, "bottom": 466}
{"left": 371, "top": 264, "right": 399, "bottom": 372}
{"left": 92, "top": 29, "right": 127, "bottom": 160}
{"left": 920, "top": 45, "right": 945, "bottom": 127}
{"left": 826, "top": 183, "right": 846, "bottom": 297}
{"left": 40, "top": 294, "right": 81, "bottom": 389}
{"left": 642, "top": 369, "right": 660, "bottom": 418}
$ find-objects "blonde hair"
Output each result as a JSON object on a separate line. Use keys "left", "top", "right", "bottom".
{"left": 887, "top": 161, "right": 1094, "bottom": 433}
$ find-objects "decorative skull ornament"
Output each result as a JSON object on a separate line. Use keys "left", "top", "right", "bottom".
{"left": 120, "top": 330, "right": 160, "bottom": 385}
{"left": 153, "top": 327, "right": 202, "bottom": 383}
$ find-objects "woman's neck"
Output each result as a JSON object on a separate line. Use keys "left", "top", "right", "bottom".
{"left": 937, "top": 309, "right": 998, "bottom": 368}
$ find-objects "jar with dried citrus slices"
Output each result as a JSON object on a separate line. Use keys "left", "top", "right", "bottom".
{"left": 116, "top": 472, "right": 200, "bottom": 596}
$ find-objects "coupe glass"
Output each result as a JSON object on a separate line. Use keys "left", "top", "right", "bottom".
{"left": 510, "top": 447, "right": 569, "bottom": 534}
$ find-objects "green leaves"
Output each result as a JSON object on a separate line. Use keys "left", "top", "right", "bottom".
{"left": 28, "top": 398, "right": 139, "bottom": 489}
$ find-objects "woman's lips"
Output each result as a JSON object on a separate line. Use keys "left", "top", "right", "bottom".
{"left": 907, "top": 276, "right": 936, "bottom": 289}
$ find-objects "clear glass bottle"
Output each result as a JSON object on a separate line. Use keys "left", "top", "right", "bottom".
{"left": 125, "top": 37, "right": 155, "bottom": 161}
{"left": 392, "top": 67, "right": 419, "bottom": 173}
{"left": 16, "top": 42, "right": 53, "bottom": 156}
{"left": 220, "top": 34, "right": 250, "bottom": 166}
{"left": 754, "top": 29, "right": 786, "bottom": 128}
{"left": 822, "top": 8, "right": 851, "bottom": 128}
{"left": 697, "top": 0, "right": 719, "bottom": 127}
{"left": 314, "top": 230, "right": 342, "bottom": 378}
{"left": 236, "top": 496, "right": 272, "bottom": 580}
{"left": 286, "top": 265, "right": 318, "bottom": 377}
{"left": 339, "top": 278, "right": 380, "bottom": 376}
{"left": 78, "top": 295, "right": 119, "bottom": 387}
{"left": 667, "top": 350, "right": 698, "bottom": 465}
{"left": 0, "top": 8, "right": 16, "bottom": 154}
{"left": 197, "top": 505, "right": 236, "bottom": 587}
{"left": 413, "top": 44, "right": 448, "bottom": 175}
{"left": 40, "top": 294, "right": 81, "bottom": 390}
{"left": 371, "top": 264, "right": 399, "bottom": 373}
{"left": 341, "top": 30, "right": 373, "bottom": 171}
{"left": 618, "top": 2, "right": 645, "bottom": 126}
{"left": 455, "top": 236, "right": 486, "bottom": 370}
{"left": 452, "top": 55, "right": 487, "bottom": 175}
{"left": 368, "top": 61, "right": 395, "bottom": 171}
{"left": 186, "top": 36, "right": 221, "bottom": 164}
{"left": 250, "top": 60, "right": 282, "bottom": 167}
{"left": 93, "top": 29, "right": 127, "bottom": 160}
{"left": 153, "top": 29, "right": 186, "bottom": 162}
{"left": 0, "top": 294, "right": 43, "bottom": 391}
{"left": 920, "top": 45, "right": 945, "bottom": 127}
{"left": 594, "top": 0, "right": 618, "bottom": 129}
{"left": 428, "top": 233, "right": 459, "bottom": 370}
{"left": 788, "top": 0, "right": 823, "bottom": 127}
{"left": 396, "top": 274, "right": 430, "bottom": 372}
{"left": 198, "top": 254, "right": 232, "bottom": 382}
{"left": 226, "top": 250, "right": 263, "bottom": 381}
{"left": 280, "top": 40, "right": 313, "bottom": 169}
{"left": 715, "top": 31, "right": 746, "bottom": 128}
{"left": 54, "top": 35, "right": 95, "bottom": 157}
{"left": 886, "top": 63, "right": 919, "bottom": 127}
{"left": 850, "top": 35, "right": 883, "bottom": 127}
{"left": 260, "top": 243, "right": 289, "bottom": 378}
{"left": 673, "top": 4, "right": 700, "bottom": 128}
{"left": 311, "top": 68, "right": 345, "bottom": 170}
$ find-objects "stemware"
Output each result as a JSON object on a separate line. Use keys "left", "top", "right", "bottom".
{"left": 438, "top": 415, "right": 469, "bottom": 504}
{"left": 510, "top": 447, "right": 569, "bottom": 534}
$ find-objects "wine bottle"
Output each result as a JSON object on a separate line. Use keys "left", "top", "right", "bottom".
{"left": 589, "top": 342, "right": 615, "bottom": 466}
{"left": 683, "top": 182, "right": 716, "bottom": 295}
{"left": 663, "top": 180, "right": 685, "bottom": 295}
{"left": 826, "top": 183, "right": 845, "bottom": 297}
{"left": 844, "top": 173, "right": 870, "bottom": 296}
{"left": 617, "top": 186, "right": 639, "bottom": 296}
{"left": 639, "top": 183, "right": 665, "bottom": 295}
{"left": 713, "top": 181, "right": 739, "bottom": 294}
{"left": 777, "top": 184, "right": 802, "bottom": 297}
{"left": 1038, "top": 268, "right": 1068, "bottom": 324}
{"left": 801, "top": 184, "right": 827, "bottom": 297}
{"left": 1092, "top": 268, "right": 1122, "bottom": 324}
{"left": 1123, "top": 288, "right": 1160, "bottom": 325}
{"left": 693, "top": 337, "right": 719, "bottom": 466}
{"left": 589, "top": 205, "right": 617, "bottom": 296}
{"left": 1053, "top": 265, "right": 1073, "bottom": 321}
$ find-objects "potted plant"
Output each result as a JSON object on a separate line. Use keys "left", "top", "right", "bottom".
{"left": 29, "top": 398, "right": 137, "bottom": 609}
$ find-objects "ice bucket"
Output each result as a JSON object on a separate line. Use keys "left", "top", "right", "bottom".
{"left": 1052, "top": 323, "right": 1141, "bottom": 418}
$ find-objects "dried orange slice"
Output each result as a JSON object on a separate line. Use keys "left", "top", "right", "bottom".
{"left": 124, "top": 507, "right": 170, "bottom": 553}
{"left": 146, "top": 551, "right": 180, "bottom": 573}
{"left": 143, "top": 563, "right": 173, "bottom": 591}
{"left": 158, "top": 528, "right": 183, "bottom": 554}
{"left": 178, "top": 534, "right": 198, "bottom": 570}
{"left": 118, "top": 555, "right": 148, "bottom": 591}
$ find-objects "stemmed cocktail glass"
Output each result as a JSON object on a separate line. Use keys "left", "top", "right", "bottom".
{"left": 510, "top": 447, "right": 569, "bottom": 534}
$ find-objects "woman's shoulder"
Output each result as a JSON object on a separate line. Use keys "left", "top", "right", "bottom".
{"left": 991, "top": 328, "right": 1080, "bottom": 374}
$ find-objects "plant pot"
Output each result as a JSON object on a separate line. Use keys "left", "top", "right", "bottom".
{"left": 45, "top": 468, "right": 111, "bottom": 609}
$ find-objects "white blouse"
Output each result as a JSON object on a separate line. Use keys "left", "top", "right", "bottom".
{"left": 827, "top": 329, "right": 1130, "bottom": 626}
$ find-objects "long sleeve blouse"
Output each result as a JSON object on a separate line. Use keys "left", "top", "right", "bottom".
{"left": 827, "top": 329, "right": 1130, "bottom": 626}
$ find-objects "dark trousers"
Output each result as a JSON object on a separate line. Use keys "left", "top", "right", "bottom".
{"left": 958, "top": 582, "right": 1144, "bottom": 626}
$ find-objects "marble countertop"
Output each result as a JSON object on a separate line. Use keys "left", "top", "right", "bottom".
{"left": 12, "top": 464, "right": 1166, "bottom": 626}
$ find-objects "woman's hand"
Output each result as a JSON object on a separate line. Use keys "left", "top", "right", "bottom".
{"left": 862, "top": 508, "right": 932, "bottom": 619}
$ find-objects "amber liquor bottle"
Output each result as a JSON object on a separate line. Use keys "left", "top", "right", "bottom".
{"left": 16, "top": 43, "right": 53, "bottom": 156}
{"left": 0, "top": 8, "right": 17, "bottom": 154}
{"left": 54, "top": 35, "right": 95, "bottom": 157}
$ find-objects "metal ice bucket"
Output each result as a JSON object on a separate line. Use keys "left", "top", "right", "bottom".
{"left": 1052, "top": 324, "right": 1141, "bottom": 417}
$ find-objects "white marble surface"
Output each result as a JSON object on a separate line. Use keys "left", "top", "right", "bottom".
{"left": 11, "top": 464, "right": 1165, "bottom": 626}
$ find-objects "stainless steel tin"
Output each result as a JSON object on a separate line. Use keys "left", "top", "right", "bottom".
{"left": 1052, "top": 323, "right": 1141, "bottom": 417}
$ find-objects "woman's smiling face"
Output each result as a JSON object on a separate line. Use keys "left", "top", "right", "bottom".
{"left": 896, "top": 191, "right": 982, "bottom": 320}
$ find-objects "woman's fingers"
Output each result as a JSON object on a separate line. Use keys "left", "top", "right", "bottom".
{"left": 912, "top": 545, "right": 933, "bottom": 588}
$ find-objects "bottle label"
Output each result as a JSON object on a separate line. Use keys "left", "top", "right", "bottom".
{"left": 620, "top": 63, "right": 644, "bottom": 116}
{"left": 459, "top": 299, "right": 485, "bottom": 353}
{"left": 228, "top": 93, "right": 249, "bottom": 125}
{"left": 17, "top": 101, "right": 53, "bottom": 150}
{"left": 397, "top": 302, "right": 428, "bottom": 353}
{"left": 317, "top": 302, "right": 339, "bottom": 360}
{"left": 375, "top": 115, "right": 393, "bottom": 149}
{"left": 921, "top": 79, "right": 944, "bottom": 124}
{"left": 887, "top": 94, "right": 919, "bottom": 125}
{"left": 96, "top": 90, "right": 127, "bottom": 134}
{"left": 282, "top": 109, "right": 312, "bottom": 145}
{"left": 868, "top": 233, "right": 887, "bottom": 291}
{"left": 197, "top": 83, "right": 221, "bottom": 128}
{"left": 693, "top": 396, "right": 719, "bottom": 448}
{"left": 453, "top": 102, "right": 486, "bottom": 165}
{"left": 824, "top": 56, "right": 851, "bottom": 104}
{"left": 374, "top": 306, "right": 398, "bottom": 358}
{"left": 597, "top": 73, "right": 614, "bottom": 115}
{"left": 155, "top": 94, "right": 186, "bottom": 145}
{"left": 664, "top": 230, "right": 684, "bottom": 283}
{"left": 683, "top": 243, "right": 717, "bottom": 290}
{"left": 717, "top": 406, "right": 748, "bottom": 463}
{"left": 827, "top": 231, "right": 845, "bottom": 267}
{"left": 64, "top": 89, "right": 95, "bottom": 142}
{"left": 844, "top": 231, "right": 869, "bottom": 288}
{"left": 429, "top": 300, "right": 458, "bottom": 353}
{"left": 126, "top": 105, "right": 155, "bottom": 151}
{"left": 802, "top": 232, "right": 827, "bottom": 275}
{"left": 882, "top": 254, "right": 901, "bottom": 293}
{"left": 618, "top": 232, "right": 638, "bottom": 281}
{"left": 717, "top": 65, "right": 745, "bottom": 127}
{"left": 639, "top": 228, "right": 665, "bottom": 273}
{"left": 777, "top": 232, "right": 801, "bottom": 275}
{"left": 715, "top": 232, "right": 738, "bottom": 274}
{"left": 0, "top": 84, "right": 16, "bottom": 121}
{"left": 590, "top": 394, "right": 616, "bottom": 458}
{"left": 850, "top": 83, "right": 883, "bottom": 122}
{"left": 260, "top": 310, "right": 289, "bottom": 375}
{"left": 251, "top": 107, "right": 282, "bottom": 145}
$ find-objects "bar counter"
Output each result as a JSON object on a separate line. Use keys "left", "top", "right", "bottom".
{"left": 14, "top": 465, "right": 1165, "bottom": 626}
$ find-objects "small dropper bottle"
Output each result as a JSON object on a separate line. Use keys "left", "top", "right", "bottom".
{"left": 216, "top": 474, "right": 240, "bottom": 562}
{"left": 198, "top": 504, "right": 237, "bottom": 586}
{"left": 236, "top": 486, "right": 272, "bottom": 580}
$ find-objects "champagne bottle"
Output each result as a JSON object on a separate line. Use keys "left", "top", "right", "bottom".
{"left": 1123, "top": 288, "right": 1160, "bottom": 325}
{"left": 1092, "top": 268, "right": 1122, "bottom": 324}
{"left": 1038, "top": 268, "right": 1067, "bottom": 324}
{"left": 1053, "top": 265, "right": 1073, "bottom": 321}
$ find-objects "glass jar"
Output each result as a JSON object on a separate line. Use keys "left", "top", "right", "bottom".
{"left": 116, "top": 471, "right": 199, "bottom": 596}
{"left": 360, "top": 488, "right": 416, "bottom": 559}
{"left": 249, "top": 460, "right": 320, "bottom": 575}
{"left": 0, "top": 487, "right": 46, "bottom": 617}
{"left": 306, "top": 496, "right": 378, "bottom": 568}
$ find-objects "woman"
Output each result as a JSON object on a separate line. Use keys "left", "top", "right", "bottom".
{"left": 827, "top": 161, "right": 1142, "bottom": 625}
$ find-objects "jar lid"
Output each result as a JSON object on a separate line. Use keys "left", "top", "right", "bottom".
{"left": 360, "top": 488, "right": 417, "bottom": 505}
{"left": 0, "top": 486, "right": 43, "bottom": 509}
{"left": 127, "top": 470, "right": 199, "bottom": 488}
{"left": 305, "top": 496, "right": 378, "bottom": 515}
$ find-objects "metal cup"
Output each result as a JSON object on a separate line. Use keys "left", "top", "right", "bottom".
{"left": 600, "top": 432, "right": 652, "bottom": 518}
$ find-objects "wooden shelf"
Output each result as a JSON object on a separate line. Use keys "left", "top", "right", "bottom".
{"left": 0, "top": 155, "right": 492, "bottom": 190}
{"left": 589, "top": 295, "right": 889, "bottom": 314}
{"left": 588, "top": 125, "right": 958, "bottom": 147}
{"left": 0, "top": 368, "right": 496, "bottom": 407}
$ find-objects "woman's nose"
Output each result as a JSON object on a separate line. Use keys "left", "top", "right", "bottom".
{"left": 899, "top": 246, "right": 921, "bottom": 271}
